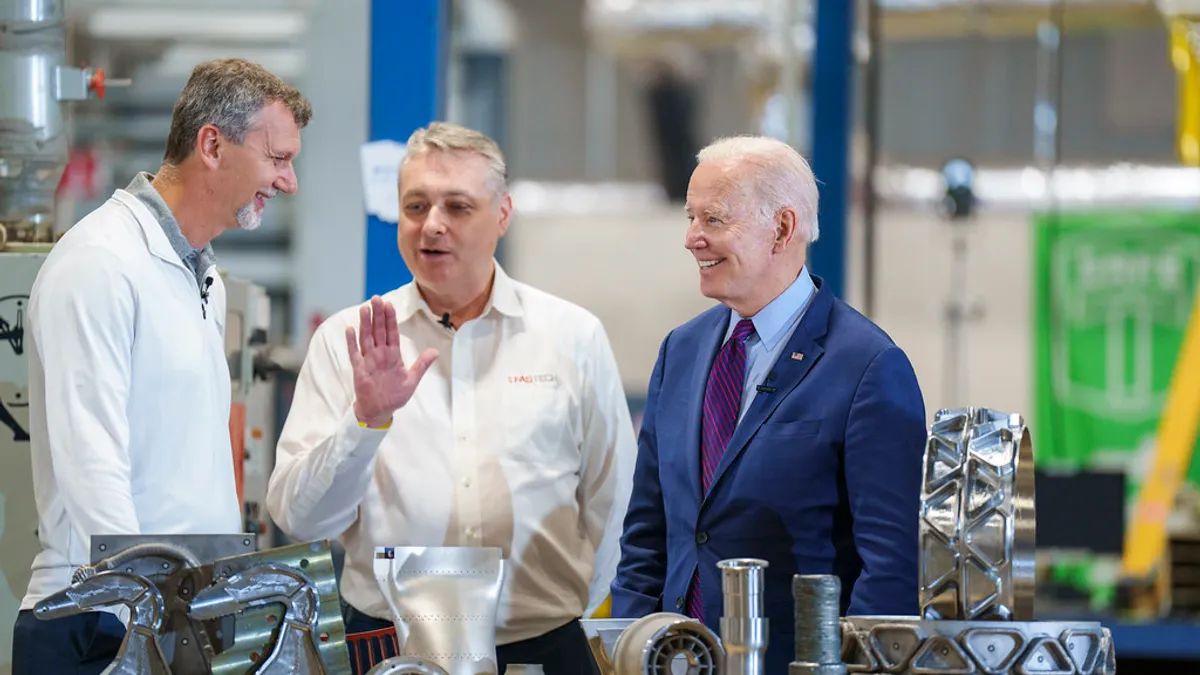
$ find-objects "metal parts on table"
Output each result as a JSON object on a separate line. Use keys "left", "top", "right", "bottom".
{"left": 608, "top": 613, "right": 724, "bottom": 675}
{"left": 839, "top": 616, "right": 1115, "bottom": 675}
{"left": 790, "top": 575, "right": 845, "bottom": 675}
{"left": 365, "top": 657, "right": 451, "bottom": 675}
{"left": 34, "top": 570, "right": 171, "bottom": 675}
{"left": 189, "top": 562, "right": 326, "bottom": 674}
{"left": 719, "top": 558, "right": 768, "bottom": 675}
{"left": 373, "top": 546, "right": 505, "bottom": 675}
{"left": 919, "top": 407, "right": 1036, "bottom": 621}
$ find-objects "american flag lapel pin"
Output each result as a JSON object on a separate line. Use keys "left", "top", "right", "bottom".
{"left": 791, "top": 352, "right": 804, "bottom": 361}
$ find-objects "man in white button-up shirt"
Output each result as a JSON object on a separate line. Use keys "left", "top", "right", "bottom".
{"left": 266, "top": 122, "right": 636, "bottom": 675}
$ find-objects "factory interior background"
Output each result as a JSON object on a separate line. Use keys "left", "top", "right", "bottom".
{"left": 5, "top": 0, "right": 1200, "bottom": 672}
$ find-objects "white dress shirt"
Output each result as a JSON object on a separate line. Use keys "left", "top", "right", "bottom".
{"left": 21, "top": 187, "right": 241, "bottom": 612}
{"left": 266, "top": 262, "right": 637, "bottom": 644}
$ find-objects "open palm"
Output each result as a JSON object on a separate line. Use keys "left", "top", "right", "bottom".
{"left": 345, "top": 295, "right": 438, "bottom": 428}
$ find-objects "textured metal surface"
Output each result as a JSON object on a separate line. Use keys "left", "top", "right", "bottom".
{"left": 366, "top": 657, "right": 451, "bottom": 675}
{"left": 89, "top": 534, "right": 256, "bottom": 675}
{"left": 610, "top": 612, "right": 723, "bottom": 675}
{"left": 719, "top": 558, "right": 768, "bottom": 675}
{"left": 190, "top": 563, "right": 327, "bottom": 674}
{"left": 373, "top": 546, "right": 505, "bottom": 675}
{"left": 33, "top": 570, "right": 171, "bottom": 675}
{"left": 790, "top": 575, "right": 846, "bottom": 675}
{"left": 839, "top": 617, "right": 1115, "bottom": 675}
{"left": 209, "top": 540, "right": 350, "bottom": 675}
{"left": 919, "top": 407, "right": 1036, "bottom": 621}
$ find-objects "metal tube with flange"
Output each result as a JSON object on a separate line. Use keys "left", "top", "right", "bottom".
{"left": 718, "top": 558, "right": 769, "bottom": 675}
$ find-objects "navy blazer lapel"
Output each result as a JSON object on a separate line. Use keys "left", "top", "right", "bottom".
{"left": 704, "top": 279, "right": 835, "bottom": 503}
{"left": 684, "top": 307, "right": 730, "bottom": 508}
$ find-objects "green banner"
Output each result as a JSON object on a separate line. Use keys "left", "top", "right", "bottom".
{"left": 1034, "top": 209, "right": 1200, "bottom": 484}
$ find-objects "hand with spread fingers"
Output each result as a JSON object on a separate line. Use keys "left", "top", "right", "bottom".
{"left": 344, "top": 295, "right": 438, "bottom": 429}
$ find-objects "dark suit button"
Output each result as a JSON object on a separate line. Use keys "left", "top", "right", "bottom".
{"left": 675, "top": 597, "right": 684, "bottom": 609}
{"left": 695, "top": 531, "right": 708, "bottom": 545}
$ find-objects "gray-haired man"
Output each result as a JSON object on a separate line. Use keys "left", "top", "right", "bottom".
{"left": 13, "top": 58, "right": 311, "bottom": 674}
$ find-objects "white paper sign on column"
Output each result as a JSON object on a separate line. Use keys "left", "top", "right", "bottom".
{"left": 360, "top": 140, "right": 408, "bottom": 224}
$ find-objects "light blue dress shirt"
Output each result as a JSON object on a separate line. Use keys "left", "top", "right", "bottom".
{"left": 722, "top": 266, "right": 817, "bottom": 422}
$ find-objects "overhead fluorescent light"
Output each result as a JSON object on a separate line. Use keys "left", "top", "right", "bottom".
{"left": 88, "top": 8, "right": 306, "bottom": 41}
{"left": 153, "top": 44, "right": 304, "bottom": 79}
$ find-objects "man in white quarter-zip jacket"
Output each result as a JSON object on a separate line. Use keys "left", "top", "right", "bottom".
{"left": 267, "top": 122, "right": 637, "bottom": 675}
{"left": 11, "top": 58, "right": 311, "bottom": 675}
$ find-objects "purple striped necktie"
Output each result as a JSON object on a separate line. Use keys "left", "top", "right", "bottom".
{"left": 685, "top": 317, "right": 755, "bottom": 621}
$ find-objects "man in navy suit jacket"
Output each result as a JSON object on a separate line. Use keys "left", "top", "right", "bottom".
{"left": 611, "top": 135, "right": 927, "bottom": 673}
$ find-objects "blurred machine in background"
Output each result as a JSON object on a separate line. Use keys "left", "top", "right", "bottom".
{"left": 0, "top": 1, "right": 290, "bottom": 672}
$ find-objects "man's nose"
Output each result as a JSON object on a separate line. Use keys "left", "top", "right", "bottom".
{"left": 275, "top": 165, "right": 298, "bottom": 195}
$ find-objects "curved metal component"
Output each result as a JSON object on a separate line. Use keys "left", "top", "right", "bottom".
{"left": 373, "top": 546, "right": 505, "bottom": 675}
{"left": 789, "top": 575, "right": 845, "bottom": 675}
{"left": 611, "top": 612, "right": 724, "bottom": 675}
{"left": 189, "top": 562, "right": 324, "bottom": 674}
{"left": 73, "top": 542, "right": 204, "bottom": 584}
{"left": 919, "top": 407, "right": 1036, "bottom": 621}
{"left": 718, "top": 558, "right": 767, "bottom": 675}
{"left": 839, "top": 617, "right": 1111, "bottom": 675}
{"left": 33, "top": 570, "right": 171, "bottom": 675}
{"left": 367, "top": 657, "right": 452, "bottom": 675}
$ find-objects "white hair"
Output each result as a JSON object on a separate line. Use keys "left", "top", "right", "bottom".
{"left": 402, "top": 121, "right": 508, "bottom": 198}
{"left": 696, "top": 136, "right": 820, "bottom": 243}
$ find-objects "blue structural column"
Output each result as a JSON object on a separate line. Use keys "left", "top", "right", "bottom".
{"left": 365, "top": 0, "right": 449, "bottom": 299}
{"left": 808, "top": 0, "right": 855, "bottom": 299}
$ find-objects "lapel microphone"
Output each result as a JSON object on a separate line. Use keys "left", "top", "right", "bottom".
{"left": 200, "top": 276, "right": 213, "bottom": 319}
{"left": 439, "top": 312, "right": 455, "bottom": 331}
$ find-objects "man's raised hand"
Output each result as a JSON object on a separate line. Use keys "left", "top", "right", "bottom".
{"left": 344, "top": 295, "right": 438, "bottom": 428}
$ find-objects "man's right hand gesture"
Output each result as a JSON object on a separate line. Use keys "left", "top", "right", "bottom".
{"left": 344, "top": 295, "right": 438, "bottom": 429}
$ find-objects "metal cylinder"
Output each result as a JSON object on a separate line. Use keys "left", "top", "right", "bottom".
{"left": 0, "top": 0, "right": 69, "bottom": 237}
{"left": 790, "top": 575, "right": 846, "bottom": 675}
{"left": 718, "top": 558, "right": 768, "bottom": 675}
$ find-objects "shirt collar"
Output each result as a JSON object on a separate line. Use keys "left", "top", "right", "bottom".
{"left": 393, "top": 259, "right": 523, "bottom": 325}
{"left": 732, "top": 265, "right": 816, "bottom": 350}
{"left": 124, "top": 171, "right": 216, "bottom": 279}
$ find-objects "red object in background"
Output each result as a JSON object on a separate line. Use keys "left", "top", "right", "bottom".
{"left": 56, "top": 147, "right": 104, "bottom": 201}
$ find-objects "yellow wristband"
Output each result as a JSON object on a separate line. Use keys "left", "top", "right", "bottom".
{"left": 358, "top": 418, "right": 392, "bottom": 430}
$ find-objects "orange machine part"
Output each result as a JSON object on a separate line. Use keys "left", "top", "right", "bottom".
{"left": 229, "top": 402, "right": 246, "bottom": 507}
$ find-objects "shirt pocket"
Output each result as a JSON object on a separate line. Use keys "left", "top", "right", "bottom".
{"left": 502, "top": 381, "right": 575, "bottom": 466}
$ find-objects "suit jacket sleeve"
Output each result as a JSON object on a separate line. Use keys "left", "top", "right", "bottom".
{"left": 610, "top": 334, "right": 670, "bottom": 617}
{"left": 843, "top": 344, "right": 926, "bottom": 615}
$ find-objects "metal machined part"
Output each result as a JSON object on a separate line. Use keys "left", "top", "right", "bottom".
{"left": 189, "top": 562, "right": 325, "bottom": 674}
{"left": 373, "top": 546, "right": 506, "bottom": 675}
{"left": 919, "top": 407, "right": 1036, "bottom": 621}
{"left": 718, "top": 558, "right": 768, "bottom": 675}
{"left": 839, "top": 616, "right": 1114, "bottom": 675}
{"left": 610, "top": 612, "right": 723, "bottom": 675}
{"left": 365, "top": 656, "right": 451, "bottom": 675}
{"left": 34, "top": 570, "right": 171, "bottom": 675}
{"left": 73, "top": 542, "right": 203, "bottom": 584}
{"left": 789, "top": 575, "right": 845, "bottom": 675}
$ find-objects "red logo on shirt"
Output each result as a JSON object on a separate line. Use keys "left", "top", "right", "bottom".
{"left": 508, "top": 374, "right": 557, "bottom": 385}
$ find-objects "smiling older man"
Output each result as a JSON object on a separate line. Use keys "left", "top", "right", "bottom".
{"left": 611, "top": 135, "right": 928, "bottom": 674}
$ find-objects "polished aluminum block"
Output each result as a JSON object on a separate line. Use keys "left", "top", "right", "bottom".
{"left": 839, "top": 617, "right": 1115, "bottom": 675}
{"left": 373, "top": 546, "right": 505, "bottom": 675}
{"left": 919, "top": 408, "right": 1036, "bottom": 621}
{"left": 608, "top": 612, "right": 724, "bottom": 675}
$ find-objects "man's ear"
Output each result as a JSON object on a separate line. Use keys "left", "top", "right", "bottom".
{"left": 497, "top": 193, "right": 514, "bottom": 237}
{"left": 773, "top": 207, "right": 798, "bottom": 253}
{"left": 196, "top": 124, "right": 223, "bottom": 169}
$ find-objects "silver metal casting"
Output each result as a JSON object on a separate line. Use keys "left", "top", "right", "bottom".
{"left": 34, "top": 570, "right": 171, "bottom": 675}
{"left": 919, "top": 407, "right": 1036, "bottom": 621}
{"left": 789, "top": 575, "right": 845, "bottom": 675}
{"left": 719, "top": 558, "right": 768, "bottom": 675}
{"left": 373, "top": 546, "right": 506, "bottom": 675}
{"left": 189, "top": 562, "right": 326, "bottom": 674}
{"left": 609, "top": 612, "right": 723, "bottom": 675}
{"left": 366, "top": 657, "right": 452, "bottom": 675}
{"left": 839, "top": 616, "right": 1114, "bottom": 675}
